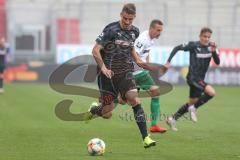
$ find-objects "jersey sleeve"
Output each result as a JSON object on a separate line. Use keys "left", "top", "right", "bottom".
{"left": 95, "top": 26, "right": 113, "bottom": 46}
{"left": 179, "top": 41, "right": 195, "bottom": 51}
{"left": 135, "top": 28, "right": 140, "bottom": 39}
{"left": 212, "top": 50, "right": 220, "bottom": 65}
{"left": 134, "top": 36, "right": 145, "bottom": 54}
{"left": 167, "top": 41, "right": 195, "bottom": 62}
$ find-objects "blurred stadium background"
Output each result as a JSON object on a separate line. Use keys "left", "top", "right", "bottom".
{"left": 0, "top": 0, "right": 240, "bottom": 85}
{"left": 0, "top": 0, "right": 240, "bottom": 160}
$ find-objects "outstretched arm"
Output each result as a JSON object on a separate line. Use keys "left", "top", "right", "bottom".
{"left": 131, "top": 48, "right": 159, "bottom": 71}
{"left": 167, "top": 45, "right": 184, "bottom": 63}
{"left": 164, "top": 43, "right": 192, "bottom": 70}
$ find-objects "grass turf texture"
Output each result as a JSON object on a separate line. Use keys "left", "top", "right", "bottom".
{"left": 0, "top": 84, "right": 239, "bottom": 160}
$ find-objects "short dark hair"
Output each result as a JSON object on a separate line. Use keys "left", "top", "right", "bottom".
{"left": 150, "top": 19, "right": 163, "bottom": 28}
{"left": 121, "top": 3, "right": 136, "bottom": 15}
{"left": 200, "top": 27, "right": 212, "bottom": 35}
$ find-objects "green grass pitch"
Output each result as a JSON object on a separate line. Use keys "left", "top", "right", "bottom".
{"left": 0, "top": 84, "right": 240, "bottom": 160}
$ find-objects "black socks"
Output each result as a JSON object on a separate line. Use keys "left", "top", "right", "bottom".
{"left": 173, "top": 103, "right": 189, "bottom": 120}
{"left": 195, "top": 94, "right": 213, "bottom": 109}
{"left": 132, "top": 104, "right": 148, "bottom": 140}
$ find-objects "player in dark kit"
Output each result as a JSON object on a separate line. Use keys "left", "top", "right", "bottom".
{"left": 0, "top": 37, "right": 10, "bottom": 94}
{"left": 164, "top": 27, "right": 220, "bottom": 131}
{"left": 84, "top": 3, "right": 157, "bottom": 148}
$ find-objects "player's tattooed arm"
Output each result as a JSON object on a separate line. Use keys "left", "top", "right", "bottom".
{"left": 92, "top": 43, "right": 114, "bottom": 79}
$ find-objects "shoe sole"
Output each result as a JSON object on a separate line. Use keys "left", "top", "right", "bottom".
{"left": 144, "top": 142, "right": 156, "bottom": 149}
{"left": 150, "top": 130, "right": 167, "bottom": 133}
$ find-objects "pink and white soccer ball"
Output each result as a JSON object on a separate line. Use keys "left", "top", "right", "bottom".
{"left": 87, "top": 138, "right": 106, "bottom": 156}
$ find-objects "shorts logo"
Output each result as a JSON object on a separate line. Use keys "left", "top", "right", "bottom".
{"left": 102, "top": 94, "right": 114, "bottom": 105}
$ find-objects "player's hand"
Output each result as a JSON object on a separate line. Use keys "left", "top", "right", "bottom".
{"left": 209, "top": 42, "right": 217, "bottom": 52}
{"left": 163, "top": 62, "right": 170, "bottom": 71}
{"left": 101, "top": 66, "right": 114, "bottom": 79}
{"left": 158, "top": 62, "right": 169, "bottom": 76}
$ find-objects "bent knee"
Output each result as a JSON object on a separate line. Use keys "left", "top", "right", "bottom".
{"left": 205, "top": 85, "right": 216, "bottom": 97}
{"left": 149, "top": 86, "right": 160, "bottom": 97}
{"left": 209, "top": 90, "right": 216, "bottom": 97}
{"left": 125, "top": 89, "right": 140, "bottom": 106}
{"left": 127, "top": 96, "right": 140, "bottom": 106}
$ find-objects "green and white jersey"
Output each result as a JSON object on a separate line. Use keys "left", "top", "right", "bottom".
{"left": 133, "top": 30, "right": 156, "bottom": 75}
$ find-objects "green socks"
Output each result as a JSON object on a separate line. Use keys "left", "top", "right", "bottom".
{"left": 151, "top": 97, "right": 160, "bottom": 126}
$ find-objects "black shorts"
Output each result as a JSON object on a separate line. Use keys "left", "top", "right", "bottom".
{"left": 187, "top": 79, "right": 207, "bottom": 98}
{"left": 98, "top": 72, "right": 136, "bottom": 105}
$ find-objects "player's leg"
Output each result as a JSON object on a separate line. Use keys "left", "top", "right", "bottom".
{"left": 87, "top": 97, "right": 116, "bottom": 123}
{"left": 149, "top": 86, "right": 160, "bottom": 126}
{"left": 187, "top": 80, "right": 210, "bottom": 122}
{"left": 89, "top": 96, "right": 115, "bottom": 119}
{"left": 87, "top": 73, "right": 116, "bottom": 120}
{"left": 166, "top": 98, "right": 199, "bottom": 131}
{"left": 125, "top": 89, "right": 156, "bottom": 148}
{"left": 172, "top": 97, "right": 198, "bottom": 121}
{"left": 117, "top": 73, "right": 156, "bottom": 148}
{"left": 181, "top": 84, "right": 215, "bottom": 123}
{"left": 187, "top": 97, "right": 199, "bottom": 122}
{"left": 148, "top": 85, "right": 167, "bottom": 132}
{"left": 134, "top": 71, "right": 166, "bottom": 133}
{"left": 194, "top": 84, "right": 215, "bottom": 109}
{"left": 166, "top": 82, "right": 201, "bottom": 130}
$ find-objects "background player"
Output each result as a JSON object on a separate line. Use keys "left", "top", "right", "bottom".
{"left": 164, "top": 27, "right": 220, "bottom": 131}
{"left": 133, "top": 19, "right": 167, "bottom": 133}
{"left": 86, "top": 3, "right": 158, "bottom": 148}
{"left": 0, "top": 37, "right": 10, "bottom": 94}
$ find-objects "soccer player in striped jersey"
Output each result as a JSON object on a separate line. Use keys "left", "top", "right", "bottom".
{"left": 87, "top": 3, "right": 157, "bottom": 148}
{"left": 164, "top": 27, "right": 220, "bottom": 131}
